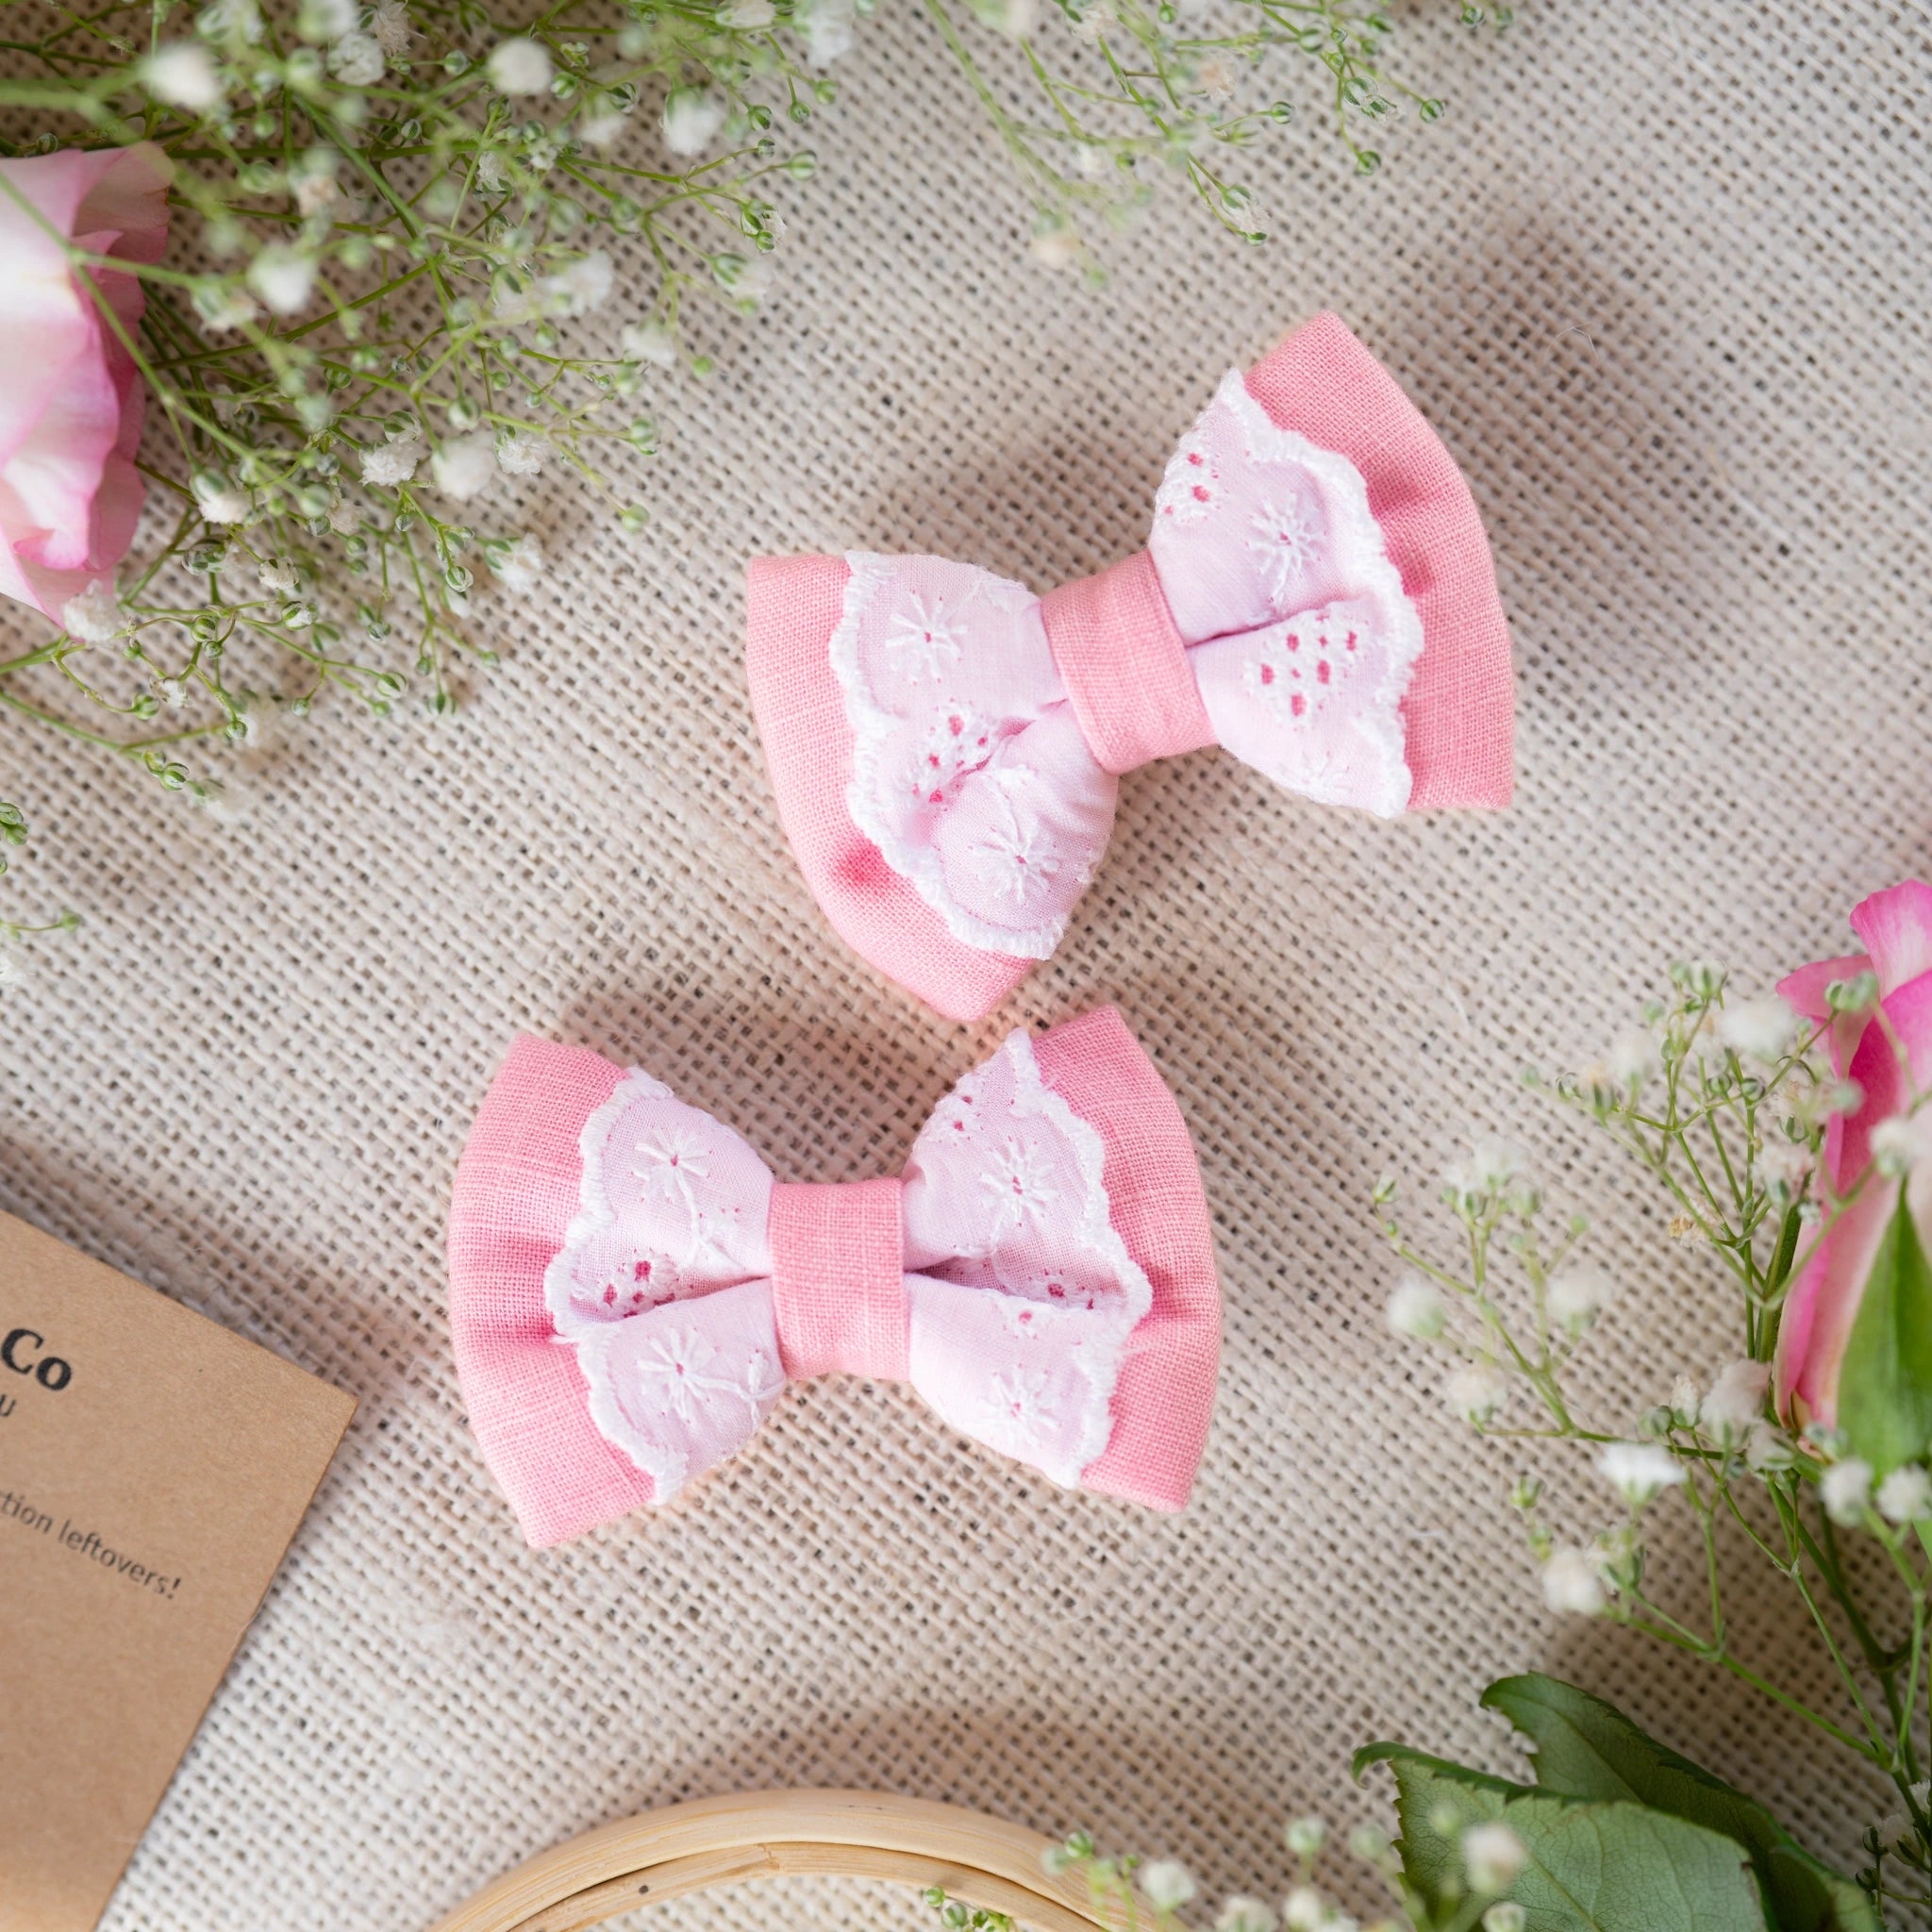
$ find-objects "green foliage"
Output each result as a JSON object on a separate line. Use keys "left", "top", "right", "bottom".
{"left": 0, "top": 0, "right": 1502, "bottom": 915}
{"left": 1357, "top": 1676, "right": 1876, "bottom": 1932}
{"left": 1481, "top": 1676, "right": 1880, "bottom": 1932}
{"left": 1838, "top": 1188, "right": 1932, "bottom": 1476}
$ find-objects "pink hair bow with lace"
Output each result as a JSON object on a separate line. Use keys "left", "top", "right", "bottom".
{"left": 746, "top": 312, "right": 1514, "bottom": 1023}
{"left": 447, "top": 1007, "right": 1219, "bottom": 1544}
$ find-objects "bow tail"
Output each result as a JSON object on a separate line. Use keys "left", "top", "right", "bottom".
{"left": 1242, "top": 313, "right": 1514, "bottom": 811}
{"left": 745, "top": 553, "right": 1041, "bottom": 1022}
{"left": 906, "top": 1275, "right": 1141, "bottom": 1491}
{"left": 573, "top": 1282, "right": 789, "bottom": 1503}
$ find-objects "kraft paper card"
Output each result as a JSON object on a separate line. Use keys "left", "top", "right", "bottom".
{"left": 0, "top": 1208, "right": 355, "bottom": 1932}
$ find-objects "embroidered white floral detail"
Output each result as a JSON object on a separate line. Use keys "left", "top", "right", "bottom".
{"left": 635, "top": 1322, "right": 782, "bottom": 1427}
{"left": 1248, "top": 497, "right": 1320, "bottom": 605}
{"left": 901, "top": 1030, "right": 1153, "bottom": 1487}
{"left": 828, "top": 553, "right": 1118, "bottom": 959}
{"left": 546, "top": 1036, "right": 1155, "bottom": 1500}
{"left": 1154, "top": 426, "right": 1220, "bottom": 525}
{"left": 885, "top": 591, "right": 966, "bottom": 681}
{"left": 902, "top": 703, "right": 995, "bottom": 808}
{"left": 1148, "top": 368, "right": 1426, "bottom": 817}
{"left": 970, "top": 779, "right": 1062, "bottom": 908}
{"left": 980, "top": 1134, "right": 1059, "bottom": 1239}
{"left": 546, "top": 1071, "right": 784, "bottom": 1499}
{"left": 984, "top": 1365, "right": 1058, "bottom": 1441}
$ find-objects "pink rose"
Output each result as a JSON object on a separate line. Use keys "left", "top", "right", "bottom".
{"left": 0, "top": 142, "right": 171, "bottom": 628}
{"left": 1774, "top": 880, "right": 1932, "bottom": 1457}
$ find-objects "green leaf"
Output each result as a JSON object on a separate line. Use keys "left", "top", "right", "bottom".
{"left": 1482, "top": 1675, "right": 1879, "bottom": 1932}
{"left": 1371, "top": 1746, "right": 1768, "bottom": 1932}
{"left": 1839, "top": 1184, "right": 1932, "bottom": 1474}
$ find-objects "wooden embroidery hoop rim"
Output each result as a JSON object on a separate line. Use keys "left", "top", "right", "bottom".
{"left": 428, "top": 1790, "right": 1109, "bottom": 1932}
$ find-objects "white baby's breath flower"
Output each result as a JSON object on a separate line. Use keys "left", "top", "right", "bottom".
{"left": 247, "top": 244, "right": 316, "bottom": 316}
{"left": 1700, "top": 1359, "right": 1771, "bottom": 1436}
{"left": 1872, "top": 1116, "right": 1923, "bottom": 1176}
{"left": 430, "top": 430, "right": 498, "bottom": 500}
{"left": 1283, "top": 1818, "right": 1326, "bottom": 1859}
{"left": 1446, "top": 1363, "right": 1507, "bottom": 1427}
{"left": 800, "top": 0, "right": 855, "bottom": 62}
{"left": 475, "top": 149, "right": 508, "bottom": 193}
{"left": 1877, "top": 1781, "right": 1931, "bottom": 1852}
{"left": 1194, "top": 52, "right": 1237, "bottom": 97}
{"left": 145, "top": 42, "right": 223, "bottom": 109}
{"left": 1744, "top": 1423, "right": 1794, "bottom": 1473}
{"left": 487, "top": 36, "right": 553, "bottom": 94}
{"left": 0, "top": 949, "right": 25, "bottom": 990}
{"left": 1282, "top": 1889, "right": 1327, "bottom": 1932}
{"left": 1547, "top": 1264, "right": 1616, "bottom": 1333}
{"left": 1461, "top": 1822, "right": 1527, "bottom": 1894}
{"left": 1669, "top": 1374, "right": 1701, "bottom": 1424}
{"left": 1483, "top": 1905, "right": 1527, "bottom": 1932}
{"left": 1386, "top": 1277, "right": 1446, "bottom": 1341}
{"left": 494, "top": 432, "right": 551, "bottom": 476}
{"left": 360, "top": 428, "right": 424, "bottom": 487}
{"left": 257, "top": 558, "right": 299, "bottom": 597}
{"left": 1758, "top": 1134, "right": 1813, "bottom": 1192}
{"left": 1215, "top": 1898, "right": 1277, "bottom": 1932}
{"left": 194, "top": 282, "right": 260, "bottom": 333}
{"left": 60, "top": 579, "right": 124, "bottom": 643}
{"left": 1072, "top": 1, "right": 1115, "bottom": 40}
{"left": 1822, "top": 1457, "right": 1874, "bottom": 1525}
{"left": 663, "top": 88, "right": 727, "bottom": 156}
{"left": 327, "top": 28, "right": 384, "bottom": 84}
{"left": 1597, "top": 1441, "right": 1686, "bottom": 1509}
{"left": 1718, "top": 994, "right": 1799, "bottom": 1064}
{"left": 577, "top": 111, "right": 627, "bottom": 149}
{"left": 1878, "top": 1465, "right": 1932, "bottom": 1524}
{"left": 1445, "top": 1137, "right": 1527, "bottom": 1198}
{"left": 1541, "top": 1546, "right": 1606, "bottom": 1615}
{"left": 727, "top": 255, "right": 774, "bottom": 303}
{"left": 193, "top": 473, "right": 251, "bottom": 524}
{"left": 1139, "top": 1861, "right": 1197, "bottom": 1912}
{"left": 545, "top": 250, "right": 613, "bottom": 315}
{"left": 490, "top": 535, "right": 545, "bottom": 593}
{"left": 1028, "top": 226, "right": 1079, "bottom": 270}
{"left": 1607, "top": 1026, "right": 1662, "bottom": 1090}
{"left": 621, "top": 320, "right": 677, "bottom": 368}
{"left": 325, "top": 493, "right": 360, "bottom": 536}
{"left": 371, "top": 0, "right": 414, "bottom": 58}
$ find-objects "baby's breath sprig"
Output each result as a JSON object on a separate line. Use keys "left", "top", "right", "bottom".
{"left": 0, "top": 0, "right": 826, "bottom": 831}
{"left": 941, "top": 0, "right": 1512, "bottom": 267}
{"left": 1378, "top": 958, "right": 1932, "bottom": 1916}
{"left": 0, "top": 0, "right": 1503, "bottom": 947}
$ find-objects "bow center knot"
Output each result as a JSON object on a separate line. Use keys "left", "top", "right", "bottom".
{"left": 768, "top": 1176, "right": 909, "bottom": 1381}
{"left": 1040, "top": 550, "right": 1217, "bottom": 776}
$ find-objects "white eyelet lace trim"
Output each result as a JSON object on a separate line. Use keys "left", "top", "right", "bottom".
{"left": 904, "top": 1030, "right": 1152, "bottom": 1487}
{"left": 827, "top": 553, "right": 1075, "bottom": 961}
{"left": 1212, "top": 370, "right": 1423, "bottom": 817}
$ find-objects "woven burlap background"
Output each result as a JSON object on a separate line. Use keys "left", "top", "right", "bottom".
{"left": 2, "top": 1, "right": 1928, "bottom": 1925}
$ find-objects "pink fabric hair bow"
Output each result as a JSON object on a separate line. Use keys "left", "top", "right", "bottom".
{"left": 746, "top": 312, "right": 1514, "bottom": 1023}
{"left": 447, "top": 1007, "right": 1219, "bottom": 1545}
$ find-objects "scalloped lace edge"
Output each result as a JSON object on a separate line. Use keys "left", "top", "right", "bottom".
{"left": 828, "top": 552, "right": 1065, "bottom": 961}
{"left": 1216, "top": 370, "right": 1424, "bottom": 818}
{"left": 999, "top": 1028, "right": 1153, "bottom": 1485}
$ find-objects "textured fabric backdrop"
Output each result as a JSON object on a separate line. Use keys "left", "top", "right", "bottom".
{"left": 2, "top": 2, "right": 1928, "bottom": 1926}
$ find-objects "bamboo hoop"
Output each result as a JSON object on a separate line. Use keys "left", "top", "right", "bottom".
{"left": 428, "top": 1790, "right": 1110, "bottom": 1932}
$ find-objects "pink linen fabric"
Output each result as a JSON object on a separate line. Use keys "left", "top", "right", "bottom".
{"left": 0, "top": 142, "right": 172, "bottom": 624}
{"left": 447, "top": 1008, "right": 1220, "bottom": 1545}
{"left": 744, "top": 312, "right": 1515, "bottom": 1022}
